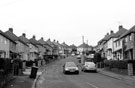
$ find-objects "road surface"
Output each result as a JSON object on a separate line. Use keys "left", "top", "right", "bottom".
{"left": 36, "top": 56, "right": 134, "bottom": 88}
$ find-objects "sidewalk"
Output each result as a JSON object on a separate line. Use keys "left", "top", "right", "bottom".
{"left": 4, "top": 66, "right": 45, "bottom": 88}
{"left": 98, "top": 68, "right": 135, "bottom": 86}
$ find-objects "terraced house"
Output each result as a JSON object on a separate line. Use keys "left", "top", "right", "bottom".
{"left": 5, "top": 28, "right": 29, "bottom": 60}
{"left": 119, "top": 25, "right": 135, "bottom": 60}
{"left": 97, "top": 25, "right": 127, "bottom": 60}
{"left": 0, "top": 30, "right": 16, "bottom": 58}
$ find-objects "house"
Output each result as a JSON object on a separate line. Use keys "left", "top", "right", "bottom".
{"left": 0, "top": 30, "right": 16, "bottom": 58}
{"left": 61, "top": 42, "right": 70, "bottom": 55}
{"left": 46, "top": 39, "right": 58, "bottom": 55}
{"left": 69, "top": 44, "right": 77, "bottom": 54}
{"left": 113, "top": 25, "right": 128, "bottom": 60}
{"left": 100, "top": 26, "right": 127, "bottom": 60}
{"left": 97, "top": 33, "right": 110, "bottom": 58}
{"left": 29, "top": 35, "right": 43, "bottom": 60}
{"left": 119, "top": 25, "right": 135, "bottom": 60}
{"left": 77, "top": 43, "right": 93, "bottom": 54}
{"left": 5, "top": 28, "right": 28, "bottom": 60}
{"left": 39, "top": 38, "right": 53, "bottom": 55}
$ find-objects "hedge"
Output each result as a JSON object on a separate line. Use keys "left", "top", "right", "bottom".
{"left": 104, "top": 60, "right": 128, "bottom": 69}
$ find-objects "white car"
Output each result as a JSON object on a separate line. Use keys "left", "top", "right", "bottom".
{"left": 63, "top": 62, "right": 79, "bottom": 74}
{"left": 81, "top": 62, "right": 97, "bottom": 72}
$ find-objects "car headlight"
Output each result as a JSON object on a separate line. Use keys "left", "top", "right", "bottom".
{"left": 76, "top": 68, "right": 79, "bottom": 70}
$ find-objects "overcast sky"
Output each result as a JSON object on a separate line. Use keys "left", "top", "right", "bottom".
{"left": 0, "top": 0, "right": 135, "bottom": 46}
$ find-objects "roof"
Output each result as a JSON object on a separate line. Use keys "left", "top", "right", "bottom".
{"left": 29, "top": 37, "right": 42, "bottom": 47}
{"left": 78, "top": 43, "right": 92, "bottom": 48}
{"left": 61, "top": 42, "right": 69, "bottom": 48}
{"left": 5, "top": 30, "right": 27, "bottom": 46}
{"left": 113, "top": 28, "right": 127, "bottom": 38}
{"left": 69, "top": 44, "right": 77, "bottom": 49}
{"left": 38, "top": 38, "right": 53, "bottom": 48}
{"left": 120, "top": 25, "right": 135, "bottom": 39}
{"left": 0, "top": 30, "right": 16, "bottom": 44}
{"left": 19, "top": 35, "right": 30, "bottom": 44}
{"left": 46, "top": 39, "right": 56, "bottom": 48}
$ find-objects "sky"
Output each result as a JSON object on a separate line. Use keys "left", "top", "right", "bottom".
{"left": 0, "top": 0, "right": 135, "bottom": 46}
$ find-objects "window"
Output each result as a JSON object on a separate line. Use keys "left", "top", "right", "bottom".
{"left": 129, "top": 34, "right": 132, "bottom": 41}
{"left": 125, "top": 37, "right": 128, "bottom": 42}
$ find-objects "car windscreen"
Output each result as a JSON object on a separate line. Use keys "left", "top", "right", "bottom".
{"left": 65, "top": 63, "right": 76, "bottom": 67}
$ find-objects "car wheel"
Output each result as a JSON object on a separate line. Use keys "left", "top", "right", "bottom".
{"left": 76, "top": 71, "right": 79, "bottom": 74}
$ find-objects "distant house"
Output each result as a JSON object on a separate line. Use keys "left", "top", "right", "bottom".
{"left": 69, "top": 44, "right": 77, "bottom": 54}
{"left": 0, "top": 30, "right": 16, "bottom": 58}
{"left": 5, "top": 28, "right": 28, "bottom": 60}
{"left": 61, "top": 42, "right": 70, "bottom": 55}
{"left": 29, "top": 36, "right": 43, "bottom": 60}
{"left": 77, "top": 43, "right": 93, "bottom": 54}
{"left": 46, "top": 39, "right": 58, "bottom": 55}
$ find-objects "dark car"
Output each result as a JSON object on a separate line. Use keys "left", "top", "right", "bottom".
{"left": 63, "top": 62, "right": 79, "bottom": 74}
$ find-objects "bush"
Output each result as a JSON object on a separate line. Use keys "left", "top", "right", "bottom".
{"left": 26, "top": 60, "right": 34, "bottom": 67}
{"left": 104, "top": 60, "right": 128, "bottom": 69}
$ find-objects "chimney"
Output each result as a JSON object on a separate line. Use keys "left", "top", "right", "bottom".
{"left": 22, "top": 33, "right": 26, "bottom": 37}
{"left": 41, "top": 37, "right": 44, "bottom": 40}
{"left": 110, "top": 30, "right": 114, "bottom": 34}
{"left": 119, "top": 25, "right": 123, "bottom": 30}
{"left": 33, "top": 35, "right": 35, "bottom": 39}
{"left": 57, "top": 41, "right": 59, "bottom": 43}
{"left": 53, "top": 39, "right": 56, "bottom": 42}
{"left": 9, "top": 28, "right": 13, "bottom": 33}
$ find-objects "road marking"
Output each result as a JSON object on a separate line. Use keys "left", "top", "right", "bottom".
{"left": 87, "top": 82, "right": 99, "bottom": 88}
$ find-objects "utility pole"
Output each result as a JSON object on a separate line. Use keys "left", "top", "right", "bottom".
{"left": 81, "top": 36, "right": 84, "bottom": 64}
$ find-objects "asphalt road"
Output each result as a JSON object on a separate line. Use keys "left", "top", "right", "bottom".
{"left": 36, "top": 56, "right": 134, "bottom": 88}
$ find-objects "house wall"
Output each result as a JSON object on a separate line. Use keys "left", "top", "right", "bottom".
{"left": 0, "top": 35, "right": 10, "bottom": 58}
{"left": 106, "top": 38, "right": 117, "bottom": 60}
{"left": 29, "top": 43, "right": 38, "bottom": 61}
{"left": 37, "top": 45, "right": 45, "bottom": 59}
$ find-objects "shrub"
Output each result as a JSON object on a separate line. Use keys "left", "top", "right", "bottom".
{"left": 104, "top": 60, "right": 128, "bottom": 69}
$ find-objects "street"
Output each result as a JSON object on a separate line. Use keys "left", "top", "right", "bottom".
{"left": 36, "top": 56, "right": 134, "bottom": 88}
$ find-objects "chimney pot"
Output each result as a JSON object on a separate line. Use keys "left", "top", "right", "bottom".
{"left": 119, "top": 25, "right": 123, "bottom": 30}
{"left": 22, "top": 33, "right": 26, "bottom": 37}
{"left": 33, "top": 35, "right": 35, "bottom": 39}
{"left": 41, "top": 37, "right": 44, "bottom": 40}
{"left": 110, "top": 30, "right": 113, "bottom": 34}
{"left": 9, "top": 28, "right": 13, "bottom": 32}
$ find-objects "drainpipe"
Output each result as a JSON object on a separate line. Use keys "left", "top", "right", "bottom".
{"left": 133, "top": 33, "right": 135, "bottom": 60}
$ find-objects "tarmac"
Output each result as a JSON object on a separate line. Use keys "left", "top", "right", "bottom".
{"left": 3, "top": 65, "right": 135, "bottom": 88}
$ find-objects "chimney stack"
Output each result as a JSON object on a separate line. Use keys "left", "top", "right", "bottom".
{"left": 41, "top": 37, "right": 44, "bottom": 40}
{"left": 119, "top": 25, "right": 123, "bottom": 30}
{"left": 22, "top": 33, "right": 26, "bottom": 37}
{"left": 110, "top": 30, "right": 114, "bottom": 34}
{"left": 9, "top": 28, "right": 13, "bottom": 33}
{"left": 53, "top": 39, "right": 56, "bottom": 42}
{"left": 33, "top": 35, "right": 35, "bottom": 39}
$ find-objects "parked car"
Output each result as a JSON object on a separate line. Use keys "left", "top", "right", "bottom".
{"left": 63, "top": 62, "right": 79, "bottom": 74}
{"left": 81, "top": 62, "right": 97, "bottom": 72}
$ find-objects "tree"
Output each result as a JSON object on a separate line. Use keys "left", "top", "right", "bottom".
{"left": 93, "top": 53, "right": 103, "bottom": 63}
